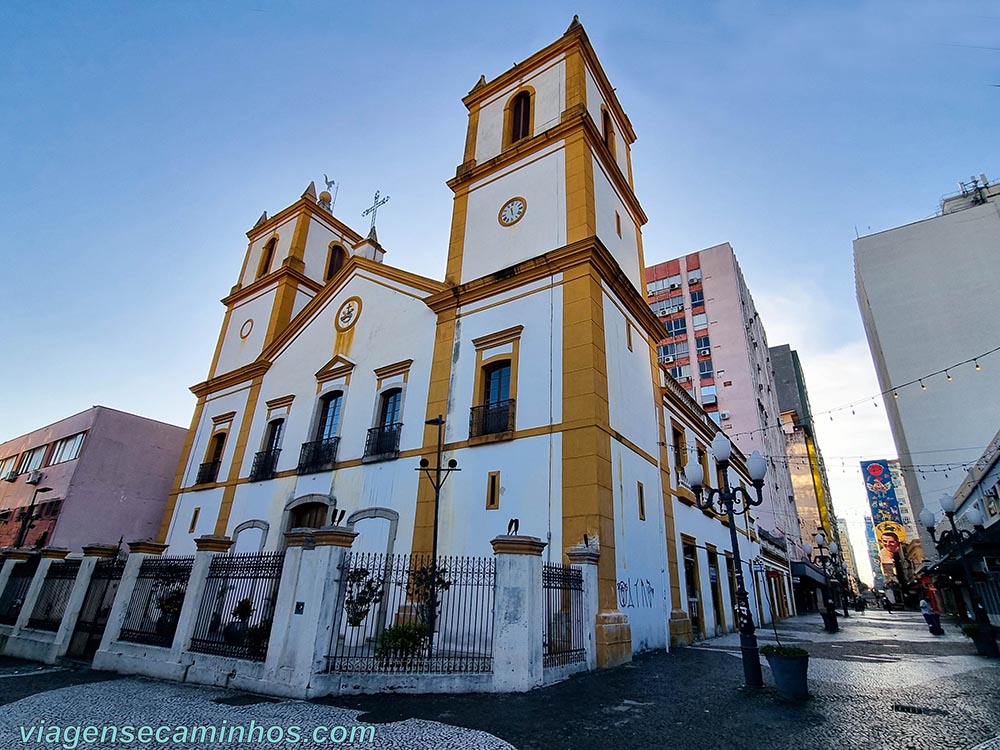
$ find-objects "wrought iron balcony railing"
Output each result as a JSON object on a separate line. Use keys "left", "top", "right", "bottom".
{"left": 195, "top": 460, "right": 221, "bottom": 485}
{"left": 297, "top": 437, "right": 340, "bottom": 475}
{"left": 249, "top": 448, "right": 281, "bottom": 482}
{"left": 363, "top": 423, "right": 402, "bottom": 461}
{"left": 469, "top": 399, "right": 516, "bottom": 438}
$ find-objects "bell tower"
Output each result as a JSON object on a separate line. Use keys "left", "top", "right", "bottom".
{"left": 443, "top": 16, "right": 647, "bottom": 291}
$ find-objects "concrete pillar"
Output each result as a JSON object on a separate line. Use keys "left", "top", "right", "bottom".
{"left": 172, "top": 535, "right": 232, "bottom": 657}
{"left": 0, "top": 550, "right": 35, "bottom": 605}
{"left": 491, "top": 535, "right": 546, "bottom": 692}
{"left": 566, "top": 543, "right": 600, "bottom": 671}
{"left": 98, "top": 541, "right": 168, "bottom": 653}
{"left": 49, "top": 545, "right": 119, "bottom": 659}
{"left": 263, "top": 526, "right": 357, "bottom": 695}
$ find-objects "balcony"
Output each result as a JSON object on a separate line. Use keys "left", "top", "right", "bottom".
{"left": 297, "top": 437, "right": 340, "bottom": 475}
{"left": 249, "top": 448, "right": 281, "bottom": 482}
{"left": 469, "top": 399, "right": 516, "bottom": 439}
{"left": 363, "top": 423, "right": 402, "bottom": 462}
{"left": 195, "top": 460, "right": 221, "bottom": 485}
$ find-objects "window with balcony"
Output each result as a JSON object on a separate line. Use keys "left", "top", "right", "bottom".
{"left": 298, "top": 391, "right": 343, "bottom": 474}
{"left": 250, "top": 419, "right": 283, "bottom": 481}
{"left": 365, "top": 389, "right": 403, "bottom": 461}
{"left": 471, "top": 360, "right": 516, "bottom": 437}
{"left": 196, "top": 431, "right": 226, "bottom": 485}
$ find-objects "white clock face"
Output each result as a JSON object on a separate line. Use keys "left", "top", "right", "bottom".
{"left": 499, "top": 197, "right": 526, "bottom": 226}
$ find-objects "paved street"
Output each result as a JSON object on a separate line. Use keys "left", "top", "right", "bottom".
{"left": 0, "top": 610, "right": 997, "bottom": 749}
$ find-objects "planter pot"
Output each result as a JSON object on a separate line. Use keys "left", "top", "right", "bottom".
{"left": 820, "top": 612, "right": 839, "bottom": 633}
{"left": 223, "top": 620, "right": 248, "bottom": 645}
{"left": 765, "top": 654, "right": 809, "bottom": 701}
{"left": 969, "top": 629, "right": 1000, "bottom": 658}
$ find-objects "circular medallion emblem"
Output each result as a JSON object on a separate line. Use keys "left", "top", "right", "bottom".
{"left": 498, "top": 196, "right": 527, "bottom": 227}
{"left": 335, "top": 296, "right": 363, "bottom": 332}
{"left": 239, "top": 319, "right": 254, "bottom": 339}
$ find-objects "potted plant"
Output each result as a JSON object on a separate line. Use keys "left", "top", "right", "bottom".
{"left": 960, "top": 622, "right": 1000, "bottom": 658}
{"left": 761, "top": 644, "right": 810, "bottom": 701}
{"left": 224, "top": 597, "right": 254, "bottom": 645}
{"left": 155, "top": 587, "right": 186, "bottom": 637}
{"left": 376, "top": 622, "right": 429, "bottom": 668}
{"left": 344, "top": 568, "right": 383, "bottom": 627}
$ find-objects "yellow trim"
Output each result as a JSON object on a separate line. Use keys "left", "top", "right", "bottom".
{"left": 565, "top": 43, "right": 587, "bottom": 111}
{"left": 374, "top": 359, "right": 414, "bottom": 389}
{"left": 265, "top": 394, "right": 295, "bottom": 410}
{"left": 680, "top": 534, "right": 706, "bottom": 638}
{"left": 214, "top": 377, "right": 264, "bottom": 536}
{"left": 288, "top": 211, "right": 311, "bottom": 264}
{"left": 334, "top": 296, "right": 363, "bottom": 333}
{"left": 191, "top": 360, "right": 270, "bottom": 399}
{"left": 325, "top": 243, "right": 347, "bottom": 282}
{"left": 501, "top": 86, "right": 536, "bottom": 151}
{"left": 486, "top": 471, "right": 501, "bottom": 510}
{"left": 497, "top": 196, "right": 528, "bottom": 227}
{"left": 444, "top": 187, "right": 469, "bottom": 286}
{"left": 207, "top": 307, "right": 234, "bottom": 379}
{"left": 564, "top": 130, "right": 596, "bottom": 243}
{"left": 256, "top": 237, "right": 278, "bottom": 280}
{"left": 463, "top": 102, "right": 480, "bottom": 167}
{"left": 410, "top": 308, "right": 458, "bottom": 556}
{"left": 157, "top": 397, "right": 206, "bottom": 542}
{"left": 472, "top": 325, "right": 524, "bottom": 351}
{"left": 315, "top": 355, "right": 356, "bottom": 386}
{"left": 600, "top": 105, "right": 617, "bottom": 161}
{"left": 221, "top": 266, "right": 323, "bottom": 308}
{"left": 211, "top": 412, "right": 237, "bottom": 426}
{"left": 238, "top": 318, "right": 254, "bottom": 340}
{"left": 200, "top": 429, "right": 228, "bottom": 465}
{"left": 247, "top": 196, "right": 363, "bottom": 246}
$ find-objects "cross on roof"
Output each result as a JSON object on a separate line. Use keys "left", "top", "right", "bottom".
{"left": 362, "top": 190, "right": 390, "bottom": 235}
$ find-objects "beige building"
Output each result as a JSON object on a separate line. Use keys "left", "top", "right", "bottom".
{"left": 836, "top": 516, "right": 861, "bottom": 595}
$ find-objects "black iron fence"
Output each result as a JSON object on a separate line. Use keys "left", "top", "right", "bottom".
{"left": 542, "top": 562, "right": 586, "bottom": 668}
{"left": 327, "top": 552, "right": 495, "bottom": 674}
{"left": 469, "top": 399, "right": 516, "bottom": 438}
{"left": 189, "top": 552, "right": 284, "bottom": 662}
{"left": 0, "top": 557, "right": 39, "bottom": 625}
{"left": 27, "top": 559, "right": 82, "bottom": 631}
{"left": 297, "top": 437, "right": 340, "bottom": 474}
{"left": 363, "top": 424, "right": 402, "bottom": 461}
{"left": 249, "top": 449, "right": 281, "bottom": 482}
{"left": 68, "top": 555, "right": 126, "bottom": 659}
{"left": 119, "top": 556, "right": 195, "bottom": 648}
{"left": 196, "top": 460, "right": 221, "bottom": 485}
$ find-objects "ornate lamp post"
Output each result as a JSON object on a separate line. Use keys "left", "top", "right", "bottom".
{"left": 804, "top": 531, "right": 840, "bottom": 632}
{"left": 920, "top": 496, "right": 991, "bottom": 628}
{"left": 684, "top": 433, "right": 767, "bottom": 689}
{"left": 415, "top": 415, "right": 460, "bottom": 660}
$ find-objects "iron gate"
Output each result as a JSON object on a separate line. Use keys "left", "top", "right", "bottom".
{"left": 67, "top": 556, "right": 126, "bottom": 659}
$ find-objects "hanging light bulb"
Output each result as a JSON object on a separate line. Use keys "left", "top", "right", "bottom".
{"left": 873, "top": 398, "right": 879, "bottom": 408}
{"left": 851, "top": 407, "right": 856, "bottom": 415}
{"left": 975, "top": 359, "right": 982, "bottom": 371}
{"left": 946, "top": 370, "right": 953, "bottom": 382}
{"left": 893, "top": 390, "right": 899, "bottom": 399}
{"left": 920, "top": 379, "right": 927, "bottom": 391}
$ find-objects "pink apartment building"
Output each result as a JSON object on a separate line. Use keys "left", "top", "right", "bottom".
{"left": 645, "top": 243, "right": 802, "bottom": 553}
{"left": 0, "top": 407, "right": 185, "bottom": 551}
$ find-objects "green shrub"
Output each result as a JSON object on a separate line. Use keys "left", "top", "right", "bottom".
{"left": 376, "top": 622, "right": 429, "bottom": 662}
{"left": 761, "top": 644, "right": 808, "bottom": 658}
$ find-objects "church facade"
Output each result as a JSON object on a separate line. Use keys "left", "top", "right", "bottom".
{"left": 158, "top": 19, "right": 790, "bottom": 667}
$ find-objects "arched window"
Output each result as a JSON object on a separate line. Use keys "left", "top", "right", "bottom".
{"left": 257, "top": 238, "right": 277, "bottom": 280}
{"left": 289, "top": 502, "right": 328, "bottom": 530}
{"left": 250, "top": 419, "right": 284, "bottom": 481}
{"left": 316, "top": 391, "right": 343, "bottom": 441}
{"left": 326, "top": 244, "right": 346, "bottom": 282}
{"left": 378, "top": 389, "right": 402, "bottom": 428}
{"left": 298, "top": 390, "right": 343, "bottom": 474}
{"left": 602, "top": 108, "right": 615, "bottom": 155}
{"left": 472, "top": 360, "right": 513, "bottom": 436}
{"left": 511, "top": 91, "right": 531, "bottom": 144}
{"left": 208, "top": 432, "right": 226, "bottom": 464}
{"left": 483, "top": 360, "right": 511, "bottom": 405}
{"left": 365, "top": 388, "right": 403, "bottom": 461}
{"left": 197, "top": 431, "right": 227, "bottom": 484}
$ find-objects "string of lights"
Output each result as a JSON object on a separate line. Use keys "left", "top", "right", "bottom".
{"left": 719, "top": 342, "right": 1000, "bottom": 442}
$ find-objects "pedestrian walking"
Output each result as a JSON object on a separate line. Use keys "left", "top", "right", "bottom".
{"left": 920, "top": 596, "right": 944, "bottom": 635}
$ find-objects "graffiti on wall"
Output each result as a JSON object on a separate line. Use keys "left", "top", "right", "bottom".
{"left": 617, "top": 578, "right": 656, "bottom": 608}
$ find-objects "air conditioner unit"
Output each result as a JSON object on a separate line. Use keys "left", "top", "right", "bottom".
{"left": 679, "top": 376, "right": 692, "bottom": 383}
{"left": 663, "top": 355, "right": 675, "bottom": 364}
{"left": 669, "top": 283, "right": 681, "bottom": 290}
{"left": 720, "top": 411, "right": 731, "bottom": 420}
{"left": 25, "top": 470, "right": 42, "bottom": 486}
{"left": 3, "top": 471, "right": 17, "bottom": 482}
{"left": 699, "top": 348, "right": 711, "bottom": 357}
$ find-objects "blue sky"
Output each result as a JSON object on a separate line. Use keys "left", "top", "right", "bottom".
{"left": 2, "top": 1, "right": 997, "bottom": 579}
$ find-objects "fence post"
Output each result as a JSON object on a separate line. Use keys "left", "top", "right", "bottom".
{"left": 566, "top": 543, "right": 600, "bottom": 671}
{"left": 172, "top": 535, "right": 232, "bottom": 657}
{"left": 10, "top": 548, "right": 69, "bottom": 633}
{"left": 490, "top": 535, "right": 546, "bottom": 692}
{"left": 0, "top": 550, "right": 32, "bottom": 602}
{"left": 98, "top": 541, "right": 167, "bottom": 653}
{"left": 47, "top": 544, "right": 118, "bottom": 659}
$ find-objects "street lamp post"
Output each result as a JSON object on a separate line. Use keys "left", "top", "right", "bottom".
{"left": 14, "top": 486, "right": 52, "bottom": 549}
{"left": 920, "top": 496, "right": 991, "bottom": 628}
{"left": 805, "top": 531, "right": 840, "bottom": 632}
{"left": 415, "top": 415, "right": 460, "bottom": 660}
{"left": 684, "top": 433, "right": 767, "bottom": 689}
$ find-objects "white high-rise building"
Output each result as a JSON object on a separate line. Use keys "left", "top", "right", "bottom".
{"left": 855, "top": 175, "right": 1000, "bottom": 555}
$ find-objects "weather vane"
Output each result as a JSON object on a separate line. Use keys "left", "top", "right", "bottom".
{"left": 322, "top": 173, "right": 339, "bottom": 211}
{"left": 362, "top": 190, "right": 390, "bottom": 237}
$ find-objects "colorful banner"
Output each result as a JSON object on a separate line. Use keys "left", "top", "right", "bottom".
{"left": 862, "top": 460, "right": 909, "bottom": 576}
{"left": 864, "top": 516, "right": 885, "bottom": 588}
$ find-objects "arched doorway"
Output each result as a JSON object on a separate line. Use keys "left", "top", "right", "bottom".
{"left": 284, "top": 494, "right": 335, "bottom": 535}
